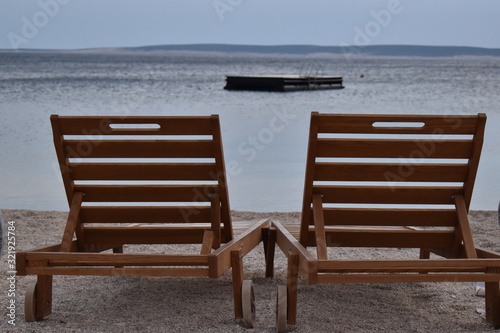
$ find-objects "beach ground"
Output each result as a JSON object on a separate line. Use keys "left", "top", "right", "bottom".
{"left": 1, "top": 209, "right": 499, "bottom": 332}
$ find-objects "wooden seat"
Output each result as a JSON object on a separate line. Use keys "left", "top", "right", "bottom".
{"left": 17, "top": 115, "right": 272, "bottom": 324}
{"left": 271, "top": 112, "right": 500, "bottom": 329}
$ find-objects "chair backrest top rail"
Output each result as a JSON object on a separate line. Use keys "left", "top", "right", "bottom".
{"left": 316, "top": 113, "right": 484, "bottom": 135}
{"left": 53, "top": 115, "right": 215, "bottom": 136}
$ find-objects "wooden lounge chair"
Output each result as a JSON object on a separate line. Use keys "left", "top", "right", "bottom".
{"left": 17, "top": 115, "right": 273, "bottom": 326}
{"left": 271, "top": 112, "right": 500, "bottom": 331}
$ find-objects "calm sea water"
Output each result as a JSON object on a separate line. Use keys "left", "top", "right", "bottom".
{"left": 1, "top": 52, "right": 499, "bottom": 212}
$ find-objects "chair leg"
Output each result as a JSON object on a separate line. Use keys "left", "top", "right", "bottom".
{"left": 35, "top": 275, "right": 53, "bottom": 321}
{"left": 231, "top": 249, "right": 244, "bottom": 320}
{"left": 419, "top": 248, "right": 430, "bottom": 259}
{"left": 263, "top": 227, "right": 277, "bottom": 278}
{"left": 419, "top": 249, "right": 430, "bottom": 274}
{"left": 287, "top": 253, "right": 299, "bottom": 325}
{"left": 113, "top": 245, "right": 124, "bottom": 253}
{"left": 486, "top": 281, "right": 500, "bottom": 328}
{"left": 113, "top": 245, "right": 124, "bottom": 268}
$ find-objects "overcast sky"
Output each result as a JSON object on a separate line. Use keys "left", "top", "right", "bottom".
{"left": 1, "top": 0, "right": 499, "bottom": 50}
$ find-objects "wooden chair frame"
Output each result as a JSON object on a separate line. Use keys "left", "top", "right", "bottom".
{"left": 16, "top": 114, "right": 274, "bottom": 323}
{"left": 271, "top": 112, "right": 500, "bottom": 329}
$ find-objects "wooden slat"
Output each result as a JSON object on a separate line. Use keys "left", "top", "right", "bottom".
{"left": 317, "top": 114, "right": 480, "bottom": 134}
{"left": 316, "top": 138, "right": 473, "bottom": 158}
{"left": 56, "top": 116, "right": 213, "bottom": 135}
{"left": 69, "top": 163, "right": 217, "bottom": 181}
{"left": 200, "top": 230, "right": 215, "bottom": 255}
{"left": 60, "top": 192, "right": 83, "bottom": 252}
{"left": 315, "top": 185, "right": 461, "bottom": 204}
{"left": 314, "top": 162, "right": 468, "bottom": 182}
{"left": 29, "top": 241, "right": 78, "bottom": 253}
{"left": 210, "top": 114, "right": 233, "bottom": 243}
{"left": 64, "top": 140, "right": 215, "bottom": 158}
{"left": 463, "top": 113, "right": 486, "bottom": 208}
{"left": 300, "top": 112, "right": 321, "bottom": 246}
{"left": 51, "top": 115, "right": 75, "bottom": 204}
{"left": 75, "top": 185, "right": 218, "bottom": 202}
{"left": 455, "top": 194, "right": 477, "bottom": 258}
{"left": 25, "top": 267, "right": 209, "bottom": 277}
{"left": 25, "top": 252, "right": 209, "bottom": 266}
{"left": 312, "top": 194, "right": 328, "bottom": 259}
{"left": 317, "top": 259, "right": 500, "bottom": 272}
{"left": 210, "top": 194, "right": 221, "bottom": 249}
{"left": 317, "top": 208, "right": 457, "bottom": 227}
{"left": 84, "top": 226, "right": 212, "bottom": 244}
{"left": 316, "top": 273, "right": 500, "bottom": 284}
{"left": 306, "top": 228, "right": 455, "bottom": 248}
{"left": 80, "top": 206, "right": 212, "bottom": 223}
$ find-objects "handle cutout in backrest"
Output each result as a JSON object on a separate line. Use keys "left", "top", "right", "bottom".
{"left": 109, "top": 123, "right": 161, "bottom": 130}
{"left": 372, "top": 122, "right": 425, "bottom": 128}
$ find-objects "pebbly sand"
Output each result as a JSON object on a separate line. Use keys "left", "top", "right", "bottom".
{"left": 1, "top": 209, "right": 500, "bottom": 332}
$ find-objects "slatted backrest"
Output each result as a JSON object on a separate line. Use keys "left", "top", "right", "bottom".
{"left": 51, "top": 115, "right": 232, "bottom": 244}
{"left": 300, "top": 112, "right": 486, "bottom": 247}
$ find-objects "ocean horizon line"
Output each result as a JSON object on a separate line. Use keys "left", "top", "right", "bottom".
{"left": 2, "top": 43, "right": 500, "bottom": 58}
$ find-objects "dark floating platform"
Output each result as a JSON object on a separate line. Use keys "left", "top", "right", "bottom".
{"left": 224, "top": 75, "right": 344, "bottom": 92}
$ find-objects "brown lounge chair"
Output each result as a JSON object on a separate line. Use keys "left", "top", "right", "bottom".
{"left": 271, "top": 112, "right": 500, "bottom": 331}
{"left": 16, "top": 115, "right": 273, "bottom": 326}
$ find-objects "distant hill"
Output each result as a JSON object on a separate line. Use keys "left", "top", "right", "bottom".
{"left": 3, "top": 44, "right": 500, "bottom": 57}
{"left": 122, "top": 44, "right": 500, "bottom": 57}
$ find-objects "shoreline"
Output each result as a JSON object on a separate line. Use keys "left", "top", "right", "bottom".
{"left": 1, "top": 209, "right": 499, "bottom": 332}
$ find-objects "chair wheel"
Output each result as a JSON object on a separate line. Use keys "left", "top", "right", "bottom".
{"left": 276, "top": 285, "right": 287, "bottom": 332}
{"left": 25, "top": 281, "right": 37, "bottom": 322}
{"left": 242, "top": 280, "right": 256, "bottom": 328}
